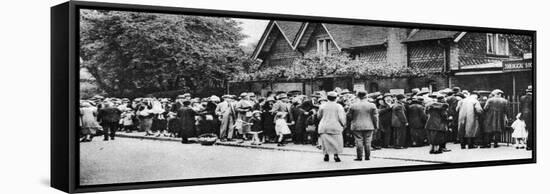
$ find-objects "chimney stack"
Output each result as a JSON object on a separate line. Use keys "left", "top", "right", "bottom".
{"left": 386, "top": 28, "right": 408, "bottom": 67}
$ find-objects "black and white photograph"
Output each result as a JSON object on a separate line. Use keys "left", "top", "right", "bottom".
{"left": 4, "top": 0, "right": 550, "bottom": 193}
{"left": 77, "top": 4, "right": 535, "bottom": 188}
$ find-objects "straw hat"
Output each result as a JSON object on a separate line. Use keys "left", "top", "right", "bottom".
{"left": 210, "top": 95, "right": 221, "bottom": 102}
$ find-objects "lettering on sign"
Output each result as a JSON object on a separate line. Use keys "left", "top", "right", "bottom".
{"left": 353, "top": 83, "right": 365, "bottom": 92}
{"left": 389, "top": 89, "right": 405, "bottom": 95}
{"left": 503, "top": 59, "right": 533, "bottom": 72}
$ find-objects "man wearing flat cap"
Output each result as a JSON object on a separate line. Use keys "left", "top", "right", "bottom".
{"left": 97, "top": 102, "right": 122, "bottom": 141}
{"left": 271, "top": 93, "right": 294, "bottom": 125}
{"left": 391, "top": 94, "right": 408, "bottom": 149}
{"left": 407, "top": 97, "right": 427, "bottom": 147}
{"left": 348, "top": 91, "right": 379, "bottom": 161}
{"left": 520, "top": 85, "right": 533, "bottom": 150}
{"left": 446, "top": 87, "right": 463, "bottom": 144}
{"left": 482, "top": 89, "right": 509, "bottom": 148}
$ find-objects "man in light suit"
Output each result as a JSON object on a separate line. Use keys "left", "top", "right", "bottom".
{"left": 216, "top": 95, "right": 236, "bottom": 141}
{"left": 348, "top": 91, "right": 379, "bottom": 161}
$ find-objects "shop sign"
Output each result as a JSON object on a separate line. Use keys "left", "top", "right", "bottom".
{"left": 503, "top": 59, "right": 532, "bottom": 72}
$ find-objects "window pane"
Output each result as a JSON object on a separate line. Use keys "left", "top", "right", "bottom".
{"left": 487, "top": 34, "right": 494, "bottom": 54}
{"left": 324, "top": 40, "right": 329, "bottom": 55}
{"left": 317, "top": 40, "right": 322, "bottom": 54}
{"left": 498, "top": 35, "right": 508, "bottom": 55}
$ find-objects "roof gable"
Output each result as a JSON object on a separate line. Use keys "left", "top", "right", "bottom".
{"left": 403, "top": 29, "right": 461, "bottom": 43}
{"left": 294, "top": 23, "right": 390, "bottom": 50}
{"left": 324, "top": 24, "right": 388, "bottom": 48}
{"left": 275, "top": 21, "right": 303, "bottom": 45}
{"left": 252, "top": 20, "right": 304, "bottom": 59}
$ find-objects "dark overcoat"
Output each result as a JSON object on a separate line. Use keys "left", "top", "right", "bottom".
{"left": 425, "top": 102, "right": 449, "bottom": 132}
{"left": 407, "top": 103, "right": 427, "bottom": 129}
{"left": 378, "top": 104, "right": 392, "bottom": 132}
{"left": 519, "top": 93, "right": 533, "bottom": 130}
{"left": 97, "top": 107, "right": 122, "bottom": 123}
{"left": 177, "top": 107, "right": 197, "bottom": 137}
{"left": 391, "top": 102, "right": 408, "bottom": 128}
{"left": 483, "top": 97, "right": 509, "bottom": 133}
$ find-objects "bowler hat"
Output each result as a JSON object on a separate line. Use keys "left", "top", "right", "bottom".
{"left": 452, "top": 87, "right": 461, "bottom": 93}
{"left": 491, "top": 89, "right": 504, "bottom": 95}
{"left": 357, "top": 90, "right": 367, "bottom": 98}
{"left": 395, "top": 94, "right": 406, "bottom": 100}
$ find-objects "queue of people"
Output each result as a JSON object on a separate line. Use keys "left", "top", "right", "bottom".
{"left": 79, "top": 85, "right": 533, "bottom": 162}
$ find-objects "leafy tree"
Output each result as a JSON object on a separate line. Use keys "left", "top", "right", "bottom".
{"left": 504, "top": 34, "right": 533, "bottom": 56}
{"left": 80, "top": 10, "right": 259, "bottom": 98}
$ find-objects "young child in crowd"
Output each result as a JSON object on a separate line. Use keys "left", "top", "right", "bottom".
{"left": 248, "top": 110, "right": 263, "bottom": 145}
{"left": 167, "top": 112, "right": 179, "bottom": 138}
{"left": 274, "top": 112, "right": 292, "bottom": 146}
{"left": 511, "top": 113, "right": 528, "bottom": 149}
{"left": 121, "top": 110, "right": 134, "bottom": 133}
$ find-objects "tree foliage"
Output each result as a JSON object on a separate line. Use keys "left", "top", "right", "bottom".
{"left": 80, "top": 10, "right": 259, "bottom": 97}
{"left": 231, "top": 54, "right": 428, "bottom": 82}
{"left": 504, "top": 34, "right": 533, "bottom": 56}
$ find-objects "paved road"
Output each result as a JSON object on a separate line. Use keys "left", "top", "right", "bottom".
{"left": 80, "top": 137, "right": 430, "bottom": 185}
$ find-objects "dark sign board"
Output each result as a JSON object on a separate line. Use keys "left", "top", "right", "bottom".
{"left": 503, "top": 59, "right": 532, "bottom": 72}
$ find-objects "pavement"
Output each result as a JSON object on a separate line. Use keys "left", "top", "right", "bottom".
{"left": 114, "top": 131, "right": 532, "bottom": 164}
{"left": 79, "top": 132, "right": 532, "bottom": 185}
{"left": 80, "top": 137, "right": 429, "bottom": 185}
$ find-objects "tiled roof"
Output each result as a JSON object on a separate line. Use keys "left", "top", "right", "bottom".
{"left": 459, "top": 56, "right": 502, "bottom": 68}
{"left": 275, "top": 21, "right": 303, "bottom": 44}
{"left": 323, "top": 24, "right": 388, "bottom": 48}
{"left": 459, "top": 61, "right": 502, "bottom": 69}
{"left": 403, "top": 29, "right": 460, "bottom": 43}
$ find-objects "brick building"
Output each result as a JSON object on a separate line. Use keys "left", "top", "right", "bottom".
{"left": 231, "top": 21, "right": 532, "bottom": 97}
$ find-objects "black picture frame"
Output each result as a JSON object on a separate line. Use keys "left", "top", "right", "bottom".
{"left": 51, "top": 1, "right": 536, "bottom": 193}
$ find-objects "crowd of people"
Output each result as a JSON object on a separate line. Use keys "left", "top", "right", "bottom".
{"left": 79, "top": 85, "right": 533, "bottom": 162}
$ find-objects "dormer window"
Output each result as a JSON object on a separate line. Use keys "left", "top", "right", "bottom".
{"left": 317, "top": 38, "right": 331, "bottom": 55}
{"left": 487, "top": 33, "right": 509, "bottom": 56}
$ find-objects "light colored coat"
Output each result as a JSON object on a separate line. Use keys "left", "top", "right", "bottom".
{"left": 215, "top": 100, "right": 235, "bottom": 131}
{"left": 317, "top": 101, "right": 346, "bottom": 134}
{"left": 457, "top": 96, "right": 483, "bottom": 138}
{"left": 347, "top": 99, "right": 379, "bottom": 131}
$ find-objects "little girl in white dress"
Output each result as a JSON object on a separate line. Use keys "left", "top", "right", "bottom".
{"left": 511, "top": 113, "right": 528, "bottom": 149}
{"left": 274, "top": 112, "right": 292, "bottom": 146}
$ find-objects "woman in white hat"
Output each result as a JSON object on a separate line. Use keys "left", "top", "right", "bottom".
{"left": 317, "top": 91, "right": 346, "bottom": 162}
